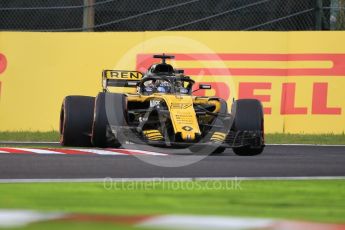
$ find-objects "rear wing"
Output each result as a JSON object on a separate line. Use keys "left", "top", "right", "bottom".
{"left": 102, "top": 70, "right": 143, "bottom": 91}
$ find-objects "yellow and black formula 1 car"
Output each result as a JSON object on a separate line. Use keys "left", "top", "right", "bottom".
{"left": 60, "top": 54, "right": 264, "bottom": 155}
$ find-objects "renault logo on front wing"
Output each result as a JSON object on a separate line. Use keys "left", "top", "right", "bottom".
{"left": 182, "top": 126, "right": 193, "bottom": 131}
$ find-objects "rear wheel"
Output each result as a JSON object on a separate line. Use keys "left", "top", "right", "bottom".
{"left": 231, "top": 99, "right": 264, "bottom": 156}
{"left": 60, "top": 96, "right": 95, "bottom": 147}
{"left": 91, "top": 92, "right": 127, "bottom": 148}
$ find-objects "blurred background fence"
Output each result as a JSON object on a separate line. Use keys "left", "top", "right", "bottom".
{"left": 0, "top": 0, "right": 344, "bottom": 31}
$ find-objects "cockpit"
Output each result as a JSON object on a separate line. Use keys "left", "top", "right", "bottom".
{"left": 140, "top": 77, "right": 192, "bottom": 95}
{"left": 138, "top": 54, "right": 195, "bottom": 95}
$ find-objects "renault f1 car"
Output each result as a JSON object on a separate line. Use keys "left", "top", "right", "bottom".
{"left": 60, "top": 54, "right": 264, "bottom": 155}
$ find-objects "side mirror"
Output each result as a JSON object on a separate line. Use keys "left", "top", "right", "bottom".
{"left": 127, "top": 81, "right": 139, "bottom": 87}
{"left": 199, "top": 84, "right": 211, "bottom": 90}
{"left": 193, "top": 84, "right": 212, "bottom": 93}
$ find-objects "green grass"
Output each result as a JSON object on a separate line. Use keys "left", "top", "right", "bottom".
{"left": 0, "top": 180, "right": 344, "bottom": 229}
{"left": 265, "top": 133, "right": 345, "bottom": 145}
{"left": 0, "top": 131, "right": 59, "bottom": 142}
{"left": 1, "top": 131, "right": 345, "bottom": 145}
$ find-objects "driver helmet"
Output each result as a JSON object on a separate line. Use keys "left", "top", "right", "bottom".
{"left": 175, "top": 80, "right": 188, "bottom": 94}
{"left": 143, "top": 80, "right": 154, "bottom": 94}
{"left": 156, "top": 80, "right": 171, "bottom": 93}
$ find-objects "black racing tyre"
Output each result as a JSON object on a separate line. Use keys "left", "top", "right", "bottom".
{"left": 233, "top": 146, "right": 264, "bottom": 156}
{"left": 231, "top": 99, "right": 264, "bottom": 156}
{"left": 60, "top": 96, "right": 95, "bottom": 147}
{"left": 91, "top": 92, "right": 127, "bottom": 148}
{"left": 211, "top": 147, "right": 226, "bottom": 155}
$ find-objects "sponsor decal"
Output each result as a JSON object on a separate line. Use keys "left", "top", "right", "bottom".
{"left": 150, "top": 100, "right": 160, "bottom": 107}
{"left": 171, "top": 103, "right": 192, "bottom": 109}
{"left": 137, "top": 53, "right": 345, "bottom": 76}
{"left": 1, "top": 32, "right": 345, "bottom": 133}
{"left": 0, "top": 53, "right": 6, "bottom": 74}
{"left": 137, "top": 53, "right": 344, "bottom": 116}
{"left": 0, "top": 53, "right": 7, "bottom": 97}
{"left": 174, "top": 114, "right": 194, "bottom": 125}
{"left": 105, "top": 70, "right": 142, "bottom": 80}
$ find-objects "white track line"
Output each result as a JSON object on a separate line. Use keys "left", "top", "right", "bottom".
{"left": 0, "top": 176, "right": 344, "bottom": 183}
{"left": 138, "top": 215, "right": 274, "bottom": 230}
{"left": 0, "top": 148, "right": 167, "bottom": 156}
{"left": 1, "top": 210, "right": 343, "bottom": 229}
{"left": 0, "top": 210, "right": 65, "bottom": 228}
{"left": 111, "top": 149, "right": 167, "bottom": 156}
{"left": 73, "top": 149, "right": 127, "bottom": 155}
{"left": 10, "top": 148, "right": 64, "bottom": 155}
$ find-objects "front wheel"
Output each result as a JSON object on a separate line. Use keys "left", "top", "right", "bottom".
{"left": 233, "top": 146, "right": 264, "bottom": 156}
{"left": 231, "top": 99, "right": 264, "bottom": 156}
{"left": 212, "top": 147, "right": 226, "bottom": 155}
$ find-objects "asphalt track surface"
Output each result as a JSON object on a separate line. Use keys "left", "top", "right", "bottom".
{"left": 0, "top": 144, "right": 345, "bottom": 179}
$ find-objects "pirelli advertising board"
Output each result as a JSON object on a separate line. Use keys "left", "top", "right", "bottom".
{"left": 0, "top": 31, "right": 345, "bottom": 133}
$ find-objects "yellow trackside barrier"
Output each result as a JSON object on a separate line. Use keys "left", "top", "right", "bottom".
{"left": 0, "top": 31, "right": 345, "bottom": 133}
